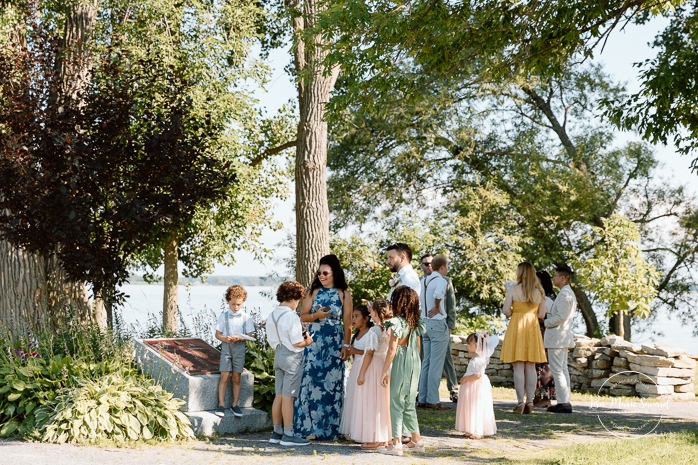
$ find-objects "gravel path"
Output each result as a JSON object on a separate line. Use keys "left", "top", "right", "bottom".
{"left": 2, "top": 399, "right": 696, "bottom": 465}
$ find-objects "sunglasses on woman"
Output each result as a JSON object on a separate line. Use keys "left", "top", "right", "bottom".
{"left": 317, "top": 270, "right": 331, "bottom": 277}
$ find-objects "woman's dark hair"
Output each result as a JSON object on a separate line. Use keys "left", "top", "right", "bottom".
{"left": 310, "top": 254, "right": 348, "bottom": 292}
{"left": 276, "top": 281, "right": 306, "bottom": 303}
{"left": 536, "top": 270, "right": 556, "bottom": 299}
{"left": 350, "top": 305, "right": 373, "bottom": 345}
{"left": 390, "top": 286, "right": 420, "bottom": 329}
{"left": 465, "top": 333, "right": 478, "bottom": 344}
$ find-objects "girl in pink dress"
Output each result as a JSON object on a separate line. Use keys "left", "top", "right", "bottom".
{"left": 339, "top": 300, "right": 392, "bottom": 450}
{"left": 455, "top": 332, "right": 499, "bottom": 439}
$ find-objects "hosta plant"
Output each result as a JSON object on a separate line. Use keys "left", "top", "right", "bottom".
{"left": 34, "top": 371, "right": 194, "bottom": 444}
{"left": 0, "top": 354, "right": 76, "bottom": 437}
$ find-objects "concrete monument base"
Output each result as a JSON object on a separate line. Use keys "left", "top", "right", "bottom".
{"left": 188, "top": 408, "right": 271, "bottom": 436}
{"left": 134, "top": 338, "right": 271, "bottom": 436}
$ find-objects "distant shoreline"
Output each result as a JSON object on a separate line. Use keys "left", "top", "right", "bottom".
{"left": 126, "top": 275, "right": 284, "bottom": 287}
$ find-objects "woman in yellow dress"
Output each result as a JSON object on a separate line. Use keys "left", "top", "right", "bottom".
{"left": 500, "top": 262, "right": 548, "bottom": 414}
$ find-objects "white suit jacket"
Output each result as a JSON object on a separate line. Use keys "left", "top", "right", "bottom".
{"left": 544, "top": 284, "right": 577, "bottom": 349}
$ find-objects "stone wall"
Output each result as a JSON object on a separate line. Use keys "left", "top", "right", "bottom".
{"left": 451, "top": 334, "right": 696, "bottom": 399}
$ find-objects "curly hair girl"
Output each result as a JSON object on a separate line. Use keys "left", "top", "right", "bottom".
{"left": 390, "top": 285, "right": 420, "bottom": 330}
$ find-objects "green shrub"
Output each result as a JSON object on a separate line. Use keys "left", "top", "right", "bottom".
{"left": 244, "top": 308, "right": 276, "bottom": 412}
{"left": 0, "top": 353, "right": 76, "bottom": 437}
{"left": 245, "top": 341, "right": 275, "bottom": 412}
{"left": 0, "top": 323, "right": 196, "bottom": 445}
{"left": 34, "top": 370, "right": 194, "bottom": 444}
{"left": 0, "top": 350, "right": 138, "bottom": 438}
{"left": 42, "top": 323, "right": 130, "bottom": 364}
{"left": 454, "top": 313, "right": 504, "bottom": 336}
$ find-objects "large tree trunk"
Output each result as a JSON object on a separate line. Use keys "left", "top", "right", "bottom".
{"left": 289, "top": 0, "right": 339, "bottom": 287}
{"left": 163, "top": 233, "right": 179, "bottom": 334}
{"left": 0, "top": 2, "right": 98, "bottom": 339}
{"left": 0, "top": 241, "right": 48, "bottom": 339}
{"left": 94, "top": 297, "right": 108, "bottom": 330}
{"left": 572, "top": 287, "right": 600, "bottom": 338}
{"left": 0, "top": 241, "right": 91, "bottom": 340}
{"left": 50, "top": 0, "right": 98, "bottom": 112}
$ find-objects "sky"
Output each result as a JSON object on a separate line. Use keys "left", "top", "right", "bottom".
{"left": 214, "top": 15, "right": 697, "bottom": 277}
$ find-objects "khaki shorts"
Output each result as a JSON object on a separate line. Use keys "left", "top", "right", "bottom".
{"left": 274, "top": 345, "right": 304, "bottom": 397}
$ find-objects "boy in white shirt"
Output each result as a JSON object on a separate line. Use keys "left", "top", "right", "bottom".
{"left": 266, "top": 281, "right": 314, "bottom": 446}
{"left": 214, "top": 285, "right": 255, "bottom": 418}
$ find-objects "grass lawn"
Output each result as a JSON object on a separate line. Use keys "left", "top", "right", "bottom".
{"left": 498, "top": 431, "right": 698, "bottom": 464}
{"left": 419, "top": 381, "right": 698, "bottom": 464}
{"left": 416, "top": 404, "right": 697, "bottom": 464}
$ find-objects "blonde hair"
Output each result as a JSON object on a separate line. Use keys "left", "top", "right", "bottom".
{"left": 226, "top": 285, "right": 247, "bottom": 302}
{"left": 516, "top": 262, "right": 544, "bottom": 305}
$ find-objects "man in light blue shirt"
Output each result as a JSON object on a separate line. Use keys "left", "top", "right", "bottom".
{"left": 417, "top": 254, "right": 451, "bottom": 410}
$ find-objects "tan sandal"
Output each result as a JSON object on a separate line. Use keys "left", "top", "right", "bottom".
{"left": 523, "top": 402, "right": 534, "bottom": 414}
{"left": 513, "top": 402, "right": 525, "bottom": 414}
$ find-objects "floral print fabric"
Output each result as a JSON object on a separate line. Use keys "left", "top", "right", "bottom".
{"left": 293, "top": 286, "right": 345, "bottom": 439}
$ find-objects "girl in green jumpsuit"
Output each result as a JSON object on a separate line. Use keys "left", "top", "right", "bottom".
{"left": 379, "top": 285, "right": 426, "bottom": 456}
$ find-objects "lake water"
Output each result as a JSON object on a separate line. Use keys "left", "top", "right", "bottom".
{"left": 119, "top": 284, "right": 698, "bottom": 355}
{"left": 118, "top": 284, "right": 276, "bottom": 341}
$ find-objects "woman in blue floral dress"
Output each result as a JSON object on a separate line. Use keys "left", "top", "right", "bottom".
{"left": 293, "top": 254, "right": 353, "bottom": 440}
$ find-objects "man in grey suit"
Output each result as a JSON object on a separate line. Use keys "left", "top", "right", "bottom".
{"left": 544, "top": 265, "right": 577, "bottom": 413}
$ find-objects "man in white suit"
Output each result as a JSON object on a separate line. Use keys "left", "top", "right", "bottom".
{"left": 544, "top": 265, "right": 577, "bottom": 413}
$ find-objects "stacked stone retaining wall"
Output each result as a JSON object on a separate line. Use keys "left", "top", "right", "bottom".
{"left": 451, "top": 334, "right": 696, "bottom": 399}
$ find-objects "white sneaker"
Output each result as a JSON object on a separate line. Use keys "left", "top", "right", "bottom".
{"left": 405, "top": 440, "right": 425, "bottom": 453}
{"left": 379, "top": 444, "right": 403, "bottom": 456}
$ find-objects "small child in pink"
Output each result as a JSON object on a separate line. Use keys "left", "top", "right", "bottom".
{"left": 455, "top": 332, "right": 499, "bottom": 439}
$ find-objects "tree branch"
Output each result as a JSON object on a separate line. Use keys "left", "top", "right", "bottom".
{"left": 521, "top": 84, "right": 577, "bottom": 160}
{"left": 607, "top": 153, "right": 644, "bottom": 215}
{"left": 656, "top": 247, "right": 697, "bottom": 294}
{"left": 249, "top": 140, "right": 297, "bottom": 167}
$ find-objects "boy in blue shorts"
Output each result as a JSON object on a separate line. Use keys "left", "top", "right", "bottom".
{"left": 266, "top": 281, "right": 313, "bottom": 446}
{"left": 215, "top": 284, "right": 254, "bottom": 417}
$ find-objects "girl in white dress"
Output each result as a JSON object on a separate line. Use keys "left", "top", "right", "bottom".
{"left": 339, "top": 300, "right": 392, "bottom": 450}
{"left": 455, "top": 332, "right": 499, "bottom": 439}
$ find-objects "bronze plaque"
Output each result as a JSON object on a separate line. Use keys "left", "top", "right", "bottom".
{"left": 143, "top": 338, "right": 221, "bottom": 375}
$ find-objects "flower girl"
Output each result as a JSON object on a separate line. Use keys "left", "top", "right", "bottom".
{"left": 455, "top": 332, "right": 499, "bottom": 439}
{"left": 340, "top": 301, "right": 392, "bottom": 450}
